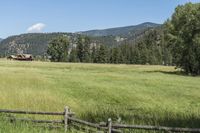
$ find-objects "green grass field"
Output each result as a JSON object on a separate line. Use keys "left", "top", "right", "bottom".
{"left": 0, "top": 60, "right": 200, "bottom": 132}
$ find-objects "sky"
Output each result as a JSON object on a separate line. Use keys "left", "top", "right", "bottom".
{"left": 0, "top": 0, "right": 199, "bottom": 38}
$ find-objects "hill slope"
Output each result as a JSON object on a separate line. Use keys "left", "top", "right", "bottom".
{"left": 0, "top": 33, "right": 76, "bottom": 56}
{"left": 0, "top": 22, "right": 160, "bottom": 56}
{"left": 79, "top": 22, "right": 160, "bottom": 36}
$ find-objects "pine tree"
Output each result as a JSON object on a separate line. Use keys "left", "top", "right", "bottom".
{"left": 110, "top": 47, "right": 122, "bottom": 64}
{"left": 97, "top": 45, "right": 108, "bottom": 63}
{"left": 83, "top": 43, "right": 91, "bottom": 63}
{"left": 69, "top": 47, "right": 77, "bottom": 62}
{"left": 131, "top": 46, "right": 140, "bottom": 64}
{"left": 91, "top": 46, "right": 97, "bottom": 63}
{"left": 76, "top": 37, "right": 84, "bottom": 62}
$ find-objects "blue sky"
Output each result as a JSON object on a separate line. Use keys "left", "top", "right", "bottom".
{"left": 0, "top": 0, "right": 199, "bottom": 38}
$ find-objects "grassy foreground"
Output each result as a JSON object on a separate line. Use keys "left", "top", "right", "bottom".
{"left": 0, "top": 60, "right": 199, "bottom": 132}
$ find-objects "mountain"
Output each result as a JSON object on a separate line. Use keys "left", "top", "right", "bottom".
{"left": 0, "top": 22, "right": 161, "bottom": 56}
{"left": 79, "top": 22, "right": 160, "bottom": 37}
{"left": 0, "top": 38, "right": 3, "bottom": 42}
{"left": 0, "top": 33, "right": 77, "bottom": 56}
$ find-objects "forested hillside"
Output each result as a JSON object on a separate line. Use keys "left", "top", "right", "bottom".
{"left": 0, "top": 33, "right": 75, "bottom": 56}
{"left": 79, "top": 22, "right": 160, "bottom": 36}
{"left": 50, "top": 26, "right": 172, "bottom": 65}
{"left": 0, "top": 23, "right": 160, "bottom": 57}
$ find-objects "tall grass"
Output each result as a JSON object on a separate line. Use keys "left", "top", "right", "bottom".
{"left": 0, "top": 60, "right": 199, "bottom": 132}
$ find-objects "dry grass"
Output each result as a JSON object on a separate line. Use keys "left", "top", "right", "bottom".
{"left": 0, "top": 60, "right": 199, "bottom": 132}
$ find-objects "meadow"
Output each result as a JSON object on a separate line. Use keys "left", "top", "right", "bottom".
{"left": 0, "top": 60, "right": 199, "bottom": 132}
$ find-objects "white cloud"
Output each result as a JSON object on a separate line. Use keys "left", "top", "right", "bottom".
{"left": 27, "top": 23, "right": 46, "bottom": 33}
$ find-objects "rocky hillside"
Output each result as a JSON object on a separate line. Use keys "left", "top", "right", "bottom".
{"left": 0, "top": 22, "right": 160, "bottom": 56}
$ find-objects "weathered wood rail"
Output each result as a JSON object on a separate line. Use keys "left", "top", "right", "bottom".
{"left": 112, "top": 124, "right": 200, "bottom": 132}
{"left": 0, "top": 107, "right": 200, "bottom": 133}
{"left": 0, "top": 108, "right": 74, "bottom": 116}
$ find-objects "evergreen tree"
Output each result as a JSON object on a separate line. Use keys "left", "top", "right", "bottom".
{"left": 83, "top": 41, "right": 91, "bottom": 62}
{"left": 110, "top": 47, "right": 122, "bottom": 64}
{"left": 76, "top": 37, "right": 84, "bottom": 62}
{"left": 96, "top": 45, "right": 108, "bottom": 63}
{"left": 131, "top": 46, "right": 141, "bottom": 64}
{"left": 91, "top": 46, "right": 97, "bottom": 63}
{"left": 69, "top": 47, "right": 78, "bottom": 62}
{"left": 76, "top": 36, "right": 91, "bottom": 63}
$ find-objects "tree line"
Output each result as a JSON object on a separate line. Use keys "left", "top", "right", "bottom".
{"left": 47, "top": 27, "right": 170, "bottom": 65}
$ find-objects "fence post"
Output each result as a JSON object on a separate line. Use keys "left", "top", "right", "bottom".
{"left": 108, "top": 118, "right": 112, "bottom": 133}
{"left": 64, "top": 106, "right": 69, "bottom": 132}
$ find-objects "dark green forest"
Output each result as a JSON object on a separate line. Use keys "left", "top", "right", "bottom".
{"left": 48, "top": 27, "right": 170, "bottom": 65}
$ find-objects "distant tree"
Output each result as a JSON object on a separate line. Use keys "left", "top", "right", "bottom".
{"left": 146, "top": 29, "right": 163, "bottom": 65}
{"left": 120, "top": 44, "right": 131, "bottom": 64}
{"left": 162, "top": 47, "right": 173, "bottom": 66}
{"left": 131, "top": 46, "right": 141, "bottom": 64}
{"left": 47, "top": 36, "right": 69, "bottom": 62}
{"left": 110, "top": 47, "right": 122, "bottom": 64}
{"left": 83, "top": 37, "right": 91, "bottom": 62}
{"left": 69, "top": 47, "right": 78, "bottom": 62}
{"left": 76, "top": 37, "right": 84, "bottom": 62}
{"left": 91, "top": 46, "right": 97, "bottom": 63}
{"left": 76, "top": 36, "right": 91, "bottom": 62}
{"left": 165, "top": 3, "right": 200, "bottom": 75}
{"left": 96, "top": 45, "right": 108, "bottom": 63}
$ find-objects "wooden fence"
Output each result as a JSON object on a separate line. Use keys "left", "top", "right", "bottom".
{"left": 0, "top": 106, "right": 200, "bottom": 133}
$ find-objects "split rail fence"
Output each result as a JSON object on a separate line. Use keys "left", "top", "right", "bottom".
{"left": 0, "top": 106, "right": 200, "bottom": 133}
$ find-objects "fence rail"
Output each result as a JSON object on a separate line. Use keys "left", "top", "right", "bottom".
{"left": 0, "top": 109, "right": 74, "bottom": 116}
{"left": 0, "top": 107, "right": 200, "bottom": 133}
{"left": 112, "top": 124, "right": 200, "bottom": 132}
{"left": 10, "top": 117, "right": 64, "bottom": 124}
